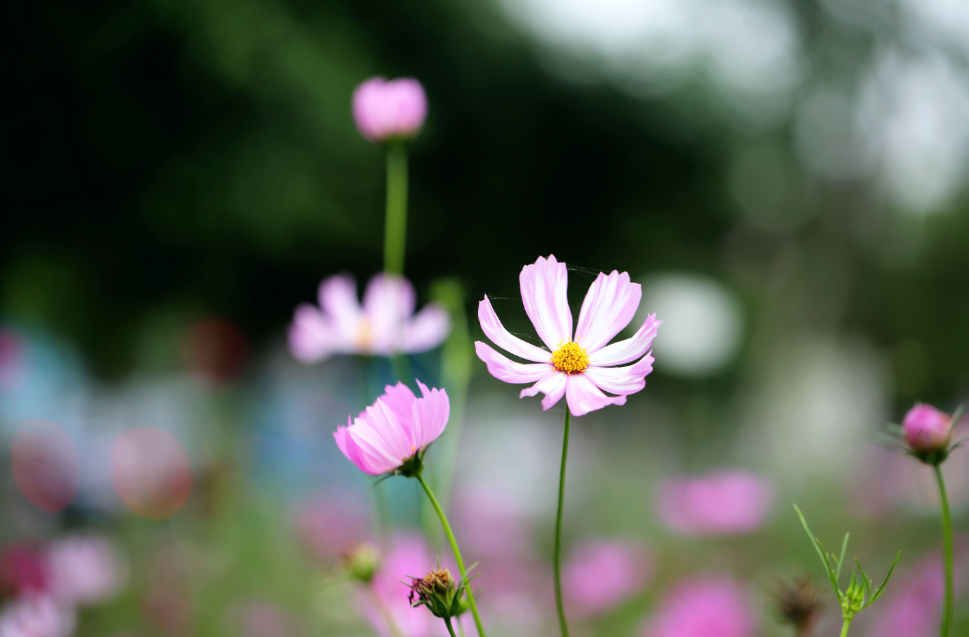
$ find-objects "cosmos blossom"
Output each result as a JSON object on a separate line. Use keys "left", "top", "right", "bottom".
{"left": 353, "top": 78, "right": 428, "bottom": 143}
{"left": 564, "top": 540, "right": 651, "bottom": 618}
{"left": 475, "top": 255, "right": 660, "bottom": 417}
{"left": 657, "top": 471, "right": 774, "bottom": 536}
{"left": 334, "top": 381, "right": 450, "bottom": 476}
{"left": 289, "top": 274, "right": 450, "bottom": 363}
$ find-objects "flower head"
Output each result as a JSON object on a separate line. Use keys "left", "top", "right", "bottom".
{"left": 289, "top": 274, "right": 449, "bottom": 363}
{"left": 475, "top": 255, "right": 660, "bottom": 417}
{"left": 640, "top": 577, "right": 756, "bottom": 637}
{"left": 407, "top": 567, "right": 470, "bottom": 620}
{"left": 353, "top": 78, "right": 427, "bottom": 143}
{"left": 564, "top": 540, "right": 651, "bottom": 618}
{"left": 657, "top": 471, "right": 774, "bottom": 536}
{"left": 334, "top": 380, "right": 450, "bottom": 476}
{"left": 902, "top": 404, "right": 954, "bottom": 460}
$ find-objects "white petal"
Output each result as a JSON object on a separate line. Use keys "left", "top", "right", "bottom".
{"left": 588, "top": 314, "right": 661, "bottom": 367}
{"left": 520, "top": 255, "right": 573, "bottom": 350}
{"left": 574, "top": 271, "right": 641, "bottom": 353}
{"left": 479, "top": 295, "right": 551, "bottom": 363}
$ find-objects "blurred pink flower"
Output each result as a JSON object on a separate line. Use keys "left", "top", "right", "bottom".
{"left": 353, "top": 78, "right": 427, "bottom": 142}
{"left": 475, "top": 255, "right": 660, "bottom": 417}
{"left": 294, "top": 494, "right": 370, "bottom": 561}
{"left": 640, "top": 577, "right": 756, "bottom": 637}
{"left": 334, "top": 381, "right": 449, "bottom": 476}
{"left": 0, "top": 545, "right": 49, "bottom": 597}
{"left": 47, "top": 535, "right": 125, "bottom": 606}
{"left": 564, "top": 540, "right": 651, "bottom": 618}
{"left": 289, "top": 274, "right": 449, "bottom": 363}
{"left": 903, "top": 404, "right": 953, "bottom": 455}
{"left": 0, "top": 596, "right": 75, "bottom": 637}
{"left": 866, "top": 553, "right": 965, "bottom": 637}
{"left": 364, "top": 534, "right": 448, "bottom": 637}
{"left": 657, "top": 471, "right": 774, "bottom": 536}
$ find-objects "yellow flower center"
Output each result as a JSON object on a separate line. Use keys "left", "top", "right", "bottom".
{"left": 355, "top": 320, "right": 373, "bottom": 351}
{"left": 551, "top": 340, "right": 589, "bottom": 374}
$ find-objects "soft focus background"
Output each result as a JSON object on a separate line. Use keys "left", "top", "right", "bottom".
{"left": 4, "top": 0, "right": 969, "bottom": 635}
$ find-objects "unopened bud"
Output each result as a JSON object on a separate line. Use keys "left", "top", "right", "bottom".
{"left": 903, "top": 404, "right": 953, "bottom": 461}
{"left": 342, "top": 543, "right": 380, "bottom": 584}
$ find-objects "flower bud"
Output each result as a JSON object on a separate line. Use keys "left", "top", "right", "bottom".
{"left": 352, "top": 78, "right": 427, "bottom": 143}
{"left": 903, "top": 404, "right": 953, "bottom": 459}
{"left": 341, "top": 543, "right": 380, "bottom": 584}
{"left": 407, "top": 568, "right": 469, "bottom": 619}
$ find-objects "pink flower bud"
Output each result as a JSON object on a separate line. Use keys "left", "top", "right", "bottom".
{"left": 903, "top": 404, "right": 952, "bottom": 455}
{"left": 352, "top": 77, "right": 427, "bottom": 143}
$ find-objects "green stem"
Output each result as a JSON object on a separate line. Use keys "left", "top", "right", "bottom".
{"left": 367, "top": 586, "right": 405, "bottom": 637}
{"left": 935, "top": 465, "right": 954, "bottom": 637}
{"left": 840, "top": 618, "right": 852, "bottom": 637}
{"left": 415, "top": 474, "right": 487, "bottom": 637}
{"left": 444, "top": 617, "right": 458, "bottom": 637}
{"left": 553, "top": 410, "right": 571, "bottom": 637}
{"left": 384, "top": 141, "right": 408, "bottom": 275}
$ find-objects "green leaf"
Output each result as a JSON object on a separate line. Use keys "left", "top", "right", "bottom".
{"left": 870, "top": 551, "right": 901, "bottom": 603}
{"left": 794, "top": 505, "right": 842, "bottom": 600}
{"left": 837, "top": 533, "right": 850, "bottom": 582}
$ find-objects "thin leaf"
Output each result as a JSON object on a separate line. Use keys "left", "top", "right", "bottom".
{"left": 855, "top": 559, "right": 871, "bottom": 600}
{"left": 794, "top": 506, "right": 830, "bottom": 574}
{"left": 836, "top": 533, "right": 850, "bottom": 582}
{"left": 871, "top": 551, "right": 901, "bottom": 603}
{"left": 370, "top": 473, "right": 396, "bottom": 490}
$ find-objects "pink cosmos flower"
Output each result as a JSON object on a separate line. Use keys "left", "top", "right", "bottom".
{"left": 290, "top": 274, "right": 449, "bottom": 363}
{"left": 657, "top": 471, "right": 774, "bottom": 536}
{"left": 903, "top": 404, "right": 953, "bottom": 455}
{"left": 353, "top": 78, "right": 428, "bottom": 142}
{"left": 334, "top": 381, "right": 449, "bottom": 475}
{"left": 475, "top": 255, "right": 660, "bottom": 417}
{"left": 46, "top": 535, "right": 125, "bottom": 606}
{"left": 0, "top": 596, "right": 75, "bottom": 637}
{"left": 640, "top": 577, "right": 757, "bottom": 637}
{"left": 564, "top": 540, "right": 651, "bottom": 618}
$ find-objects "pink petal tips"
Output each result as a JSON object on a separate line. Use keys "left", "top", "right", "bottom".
{"left": 289, "top": 273, "right": 450, "bottom": 363}
{"left": 334, "top": 381, "right": 449, "bottom": 476}
{"left": 352, "top": 77, "right": 428, "bottom": 143}
{"left": 475, "top": 255, "right": 661, "bottom": 416}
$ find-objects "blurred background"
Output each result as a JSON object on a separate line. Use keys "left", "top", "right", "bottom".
{"left": 4, "top": 0, "right": 969, "bottom": 635}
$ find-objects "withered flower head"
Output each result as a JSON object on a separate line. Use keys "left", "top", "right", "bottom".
{"left": 773, "top": 576, "right": 823, "bottom": 633}
{"left": 406, "top": 567, "right": 468, "bottom": 619}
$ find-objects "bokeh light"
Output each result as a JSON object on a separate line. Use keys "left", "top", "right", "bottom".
{"left": 10, "top": 421, "right": 80, "bottom": 514}
{"left": 110, "top": 428, "right": 192, "bottom": 521}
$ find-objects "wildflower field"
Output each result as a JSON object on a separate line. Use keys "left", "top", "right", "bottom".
{"left": 4, "top": 0, "right": 969, "bottom": 636}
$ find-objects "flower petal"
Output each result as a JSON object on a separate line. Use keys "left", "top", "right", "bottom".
{"left": 584, "top": 353, "right": 655, "bottom": 396}
{"left": 335, "top": 419, "right": 380, "bottom": 474}
{"left": 289, "top": 304, "right": 339, "bottom": 363}
{"left": 479, "top": 295, "right": 552, "bottom": 363}
{"left": 403, "top": 303, "right": 450, "bottom": 353}
{"left": 319, "top": 275, "right": 363, "bottom": 337}
{"left": 353, "top": 400, "right": 412, "bottom": 466}
{"left": 363, "top": 274, "right": 415, "bottom": 354}
{"left": 520, "top": 255, "right": 573, "bottom": 350}
{"left": 519, "top": 371, "right": 568, "bottom": 410}
{"left": 381, "top": 382, "right": 417, "bottom": 429}
{"left": 574, "top": 271, "right": 641, "bottom": 353}
{"left": 412, "top": 380, "right": 450, "bottom": 449}
{"left": 475, "top": 342, "right": 554, "bottom": 384}
{"left": 587, "top": 314, "right": 661, "bottom": 367}
{"left": 565, "top": 374, "right": 626, "bottom": 417}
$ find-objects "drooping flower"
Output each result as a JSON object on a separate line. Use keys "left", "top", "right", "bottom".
{"left": 657, "top": 471, "right": 774, "bottom": 536}
{"left": 334, "top": 381, "right": 450, "bottom": 476}
{"left": 475, "top": 255, "right": 660, "bottom": 417}
{"left": 903, "top": 404, "right": 954, "bottom": 457}
{"left": 564, "top": 540, "right": 651, "bottom": 618}
{"left": 353, "top": 78, "right": 428, "bottom": 143}
{"left": 640, "top": 577, "right": 757, "bottom": 637}
{"left": 0, "top": 595, "right": 75, "bottom": 637}
{"left": 290, "top": 274, "right": 449, "bottom": 364}
{"left": 46, "top": 535, "right": 125, "bottom": 606}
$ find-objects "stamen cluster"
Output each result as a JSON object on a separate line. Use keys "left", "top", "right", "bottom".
{"left": 551, "top": 341, "right": 589, "bottom": 374}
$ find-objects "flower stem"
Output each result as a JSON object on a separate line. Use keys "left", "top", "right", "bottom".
{"left": 553, "top": 410, "right": 571, "bottom": 637}
{"left": 384, "top": 141, "right": 408, "bottom": 276}
{"left": 444, "top": 617, "right": 458, "bottom": 637}
{"left": 415, "top": 474, "right": 487, "bottom": 637}
{"left": 935, "top": 464, "right": 954, "bottom": 637}
{"left": 840, "top": 618, "right": 852, "bottom": 637}
{"left": 367, "top": 585, "right": 405, "bottom": 637}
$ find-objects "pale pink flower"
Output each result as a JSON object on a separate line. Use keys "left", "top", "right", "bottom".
{"left": 658, "top": 471, "right": 774, "bottom": 536}
{"left": 564, "top": 540, "right": 650, "bottom": 618}
{"left": 290, "top": 274, "right": 449, "bottom": 363}
{"left": 46, "top": 535, "right": 125, "bottom": 606}
{"left": 475, "top": 255, "right": 660, "bottom": 417}
{"left": 334, "top": 381, "right": 449, "bottom": 475}
{"left": 0, "top": 596, "right": 75, "bottom": 637}
{"left": 640, "top": 577, "right": 756, "bottom": 637}
{"left": 364, "top": 534, "right": 450, "bottom": 637}
{"left": 903, "top": 403, "right": 953, "bottom": 455}
{"left": 353, "top": 78, "right": 427, "bottom": 142}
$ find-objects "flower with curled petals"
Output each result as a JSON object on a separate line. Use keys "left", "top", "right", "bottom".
{"left": 475, "top": 255, "right": 660, "bottom": 417}
{"left": 334, "top": 380, "right": 449, "bottom": 476}
{"left": 289, "top": 274, "right": 449, "bottom": 363}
